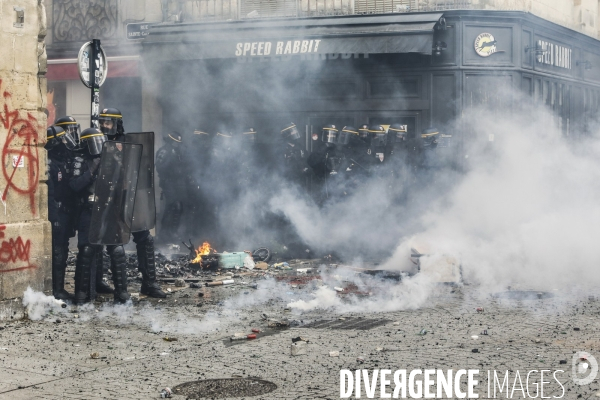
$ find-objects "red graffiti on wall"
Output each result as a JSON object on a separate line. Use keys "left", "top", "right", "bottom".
{"left": 0, "top": 79, "right": 40, "bottom": 215}
{"left": 0, "top": 225, "right": 36, "bottom": 273}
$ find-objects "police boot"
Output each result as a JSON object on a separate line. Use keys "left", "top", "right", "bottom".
{"left": 52, "top": 246, "right": 73, "bottom": 300}
{"left": 108, "top": 246, "right": 130, "bottom": 304}
{"left": 137, "top": 236, "right": 166, "bottom": 298}
{"left": 74, "top": 245, "right": 95, "bottom": 305}
{"left": 94, "top": 250, "right": 114, "bottom": 294}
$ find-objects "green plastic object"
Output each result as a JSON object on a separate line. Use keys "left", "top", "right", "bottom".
{"left": 218, "top": 252, "right": 248, "bottom": 269}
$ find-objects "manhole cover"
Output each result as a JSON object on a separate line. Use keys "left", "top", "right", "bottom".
{"left": 173, "top": 378, "right": 277, "bottom": 398}
{"left": 494, "top": 291, "right": 554, "bottom": 300}
{"left": 303, "top": 317, "right": 391, "bottom": 330}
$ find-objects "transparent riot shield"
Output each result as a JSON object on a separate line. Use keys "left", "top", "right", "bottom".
{"left": 89, "top": 142, "right": 142, "bottom": 245}
{"left": 124, "top": 132, "right": 156, "bottom": 231}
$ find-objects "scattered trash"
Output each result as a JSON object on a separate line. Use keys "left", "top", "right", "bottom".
{"left": 267, "top": 319, "right": 290, "bottom": 328}
{"left": 291, "top": 336, "right": 309, "bottom": 343}
{"left": 198, "top": 292, "right": 205, "bottom": 297}
{"left": 272, "top": 262, "right": 290, "bottom": 270}
{"left": 255, "top": 262, "right": 268, "bottom": 270}
{"left": 251, "top": 328, "right": 260, "bottom": 333}
{"left": 174, "top": 278, "right": 186, "bottom": 287}
{"left": 329, "top": 351, "right": 339, "bottom": 357}
{"left": 418, "top": 328, "right": 428, "bottom": 336}
{"left": 534, "top": 339, "right": 541, "bottom": 343}
{"left": 334, "top": 287, "right": 344, "bottom": 292}
{"left": 472, "top": 349, "right": 479, "bottom": 353}
{"left": 357, "top": 356, "right": 365, "bottom": 363}
{"left": 481, "top": 330, "right": 488, "bottom": 335}
{"left": 559, "top": 360, "right": 567, "bottom": 364}
{"left": 163, "top": 337, "right": 178, "bottom": 342}
{"left": 375, "top": 347, "right": 383, "bottom": 352}
{"left": 206, "top": 280, "right": 234, "bottom": 287}
{"left": 230, "top": 336, "right": 247, "bottom": 341}
{"left": 471, "top": 335, "right": 479, "bottom": 340}
{"left": 291, "top": 340, "right": 307, "bottom": 356}
{"left": 296, "top": 268, "right": 312, "bottom": 274}
{"left": 166, "top": 288, "right": 172, "bottom": 293}
{"left": 189, "top": 282, "right": 202, "bottom": 288}
{"left": 90, "top": 352, "right": 100, "bottom": 359}
{"left": 393, "top": 322, "right": 400, "bottom": 326}
{"left": 247, "top": 334, "right": 257, "bottom": 339}
{"left": 160, "top": 387, "right": 172, "bottom": 398}
{"left": 476, "top": 307, "right": 484, "bottom": 312}
{"left": 244, "top": 255, "right": 255, "bottom": 270}
{"left": 574, "top": 327, "right": 581, "bottom": 331}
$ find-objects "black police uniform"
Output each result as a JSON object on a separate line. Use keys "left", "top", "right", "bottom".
{"left": 99, "top": 108, "right": 166, "bottom": 298}
{"left": 46, "top": 126, "right": 77, "bottom": 300}
{"left": 69, "top": 133, "right": 102, "bottom": 304}
{"left": 156, "top": 133, "right": 187, "bottom": 243}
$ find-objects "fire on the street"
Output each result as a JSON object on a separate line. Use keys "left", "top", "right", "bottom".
{"left": 191, "top": 242, "right": 216, "bottom": 264}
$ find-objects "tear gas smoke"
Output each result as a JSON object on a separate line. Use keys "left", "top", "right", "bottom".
{"left": 382, "top": 96, "right": 600, "bottom": 293}
{"left": 22, "top": 287, "right": 69, "bottom": 321}
{"left": 150, "top": 50, "right": 599, "bottom": 306}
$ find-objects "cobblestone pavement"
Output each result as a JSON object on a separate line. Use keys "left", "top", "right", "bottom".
{"left": 1, "top": 279, "right": 600, "bottom": 399}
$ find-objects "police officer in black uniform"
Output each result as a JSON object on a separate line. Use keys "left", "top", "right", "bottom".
{"left": 46, "top": 124, "right": 78, "bottom": 300}
{"left": 98, "top": 108, "right": 166, "bottom": 298}
{"left": 69, "top": 127, "right": 109, "bottom": 304}
{"left": 278, "top": 123, "right": 307, "bottom": 185}
{"left": 186, "top": 129, "right": 214, "bottom": 239}
{"left": 155, "top": 131, "right": 187, "bottom": 244}
{"left": 307, "top": 124, "right": 345, "bottom": 204}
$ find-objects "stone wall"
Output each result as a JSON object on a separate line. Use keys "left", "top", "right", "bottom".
{"left": 0, "top": 0, "right": 51, "bottom": 310}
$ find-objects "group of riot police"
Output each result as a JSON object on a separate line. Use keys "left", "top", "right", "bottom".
{"left": 46, "top": 109, "right": 166, "bottom": 305}
{"left": 152, "top": 121, "right": 449, "bottom": 250}
{"left": 305, "top": 123, "right": 449, "bottom": 205}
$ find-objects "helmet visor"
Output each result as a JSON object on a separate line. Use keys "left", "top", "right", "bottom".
{"left": 99, "top": 117, "right": 118, "bottom": 137}
{"left": 371, "top": 133, "right": 387, "bottom": 147}
{"left": 321, "top": 128, "right": 337, "bottom": 143}
{"left": 61, "top": 130, "right": 78, "bottom": 150}
{"left": 282, "top": 124, "right": 301, "bottom": 140}
{"left": 82, "top": 133, "right": 107, "bottom": 155}
{"left": 337, "top": 130, "right": 351, "bottom": 145}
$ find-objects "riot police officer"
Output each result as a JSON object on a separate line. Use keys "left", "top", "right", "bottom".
{"left": 368, "top": 125, "right": 388, "bottom": 164}
{"left": 277, "top": 123, "right": 307, "bottom": 185}
{"left": 46, "top": 124, "right": 78, "bottom": 300}
{"left": 156, "top": 131, "right": 187, "bottom": 244}
{"left": 307, "top": 124, "right": 345, "bottom": 204}
{"left": 54, "top": 116, "right": 81, "bottom": 143}
{"left": 99, "top": 108, "right": 166, "bottom": 298}
{"left": 186, "top": 129, "right": 214, "bottom": 240}
{"left": 69, "top": 127, "right": 109, "bottom": 304}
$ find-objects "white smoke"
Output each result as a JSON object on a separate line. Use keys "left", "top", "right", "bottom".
{"left": 383, "top": 99, "right": 600, "bottom": 293}
{"left": 22, "top": 287, "right": 69, "bottom": 321}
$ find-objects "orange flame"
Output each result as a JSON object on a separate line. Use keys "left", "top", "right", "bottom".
{"left": 191, "top": 242, "right": 216, "bottom": 264}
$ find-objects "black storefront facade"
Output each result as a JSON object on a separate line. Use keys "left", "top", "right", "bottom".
{"left": 142, "top": 10, "right": 600, "bottom": 158}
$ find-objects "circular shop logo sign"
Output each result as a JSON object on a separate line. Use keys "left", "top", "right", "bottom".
{"left": 474, "top": 33, "right": 498, "bottom": 57}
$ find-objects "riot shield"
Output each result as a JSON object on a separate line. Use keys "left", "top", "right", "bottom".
{"left": 124, "top": 132, "right": 156, "bottom": 231}
{"left": 89, "top": 141, "right": 142, "bottom": 245}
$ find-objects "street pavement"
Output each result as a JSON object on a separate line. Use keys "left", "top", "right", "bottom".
{"left": 1, "top": 270, "right": 600, "bottom": 400}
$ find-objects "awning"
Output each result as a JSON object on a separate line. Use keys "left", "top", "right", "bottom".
{"left": 142, "top": 13, "right": 444, "bottom": 60}
{"left": 46, "top": 59, "right": 139, "bottom": 80}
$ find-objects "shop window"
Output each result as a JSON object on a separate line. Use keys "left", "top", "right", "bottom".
{"left": 308, "top": 79, "right": 358, "bottom": 98}
{"left": 47, "top": 81, "right": 67, "bottom": 127}
{"left": 367, "top": 77, "right": 420, "bottom": 98}
{"left": 534, "top": 79, "right": 542, "bottom": 103}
